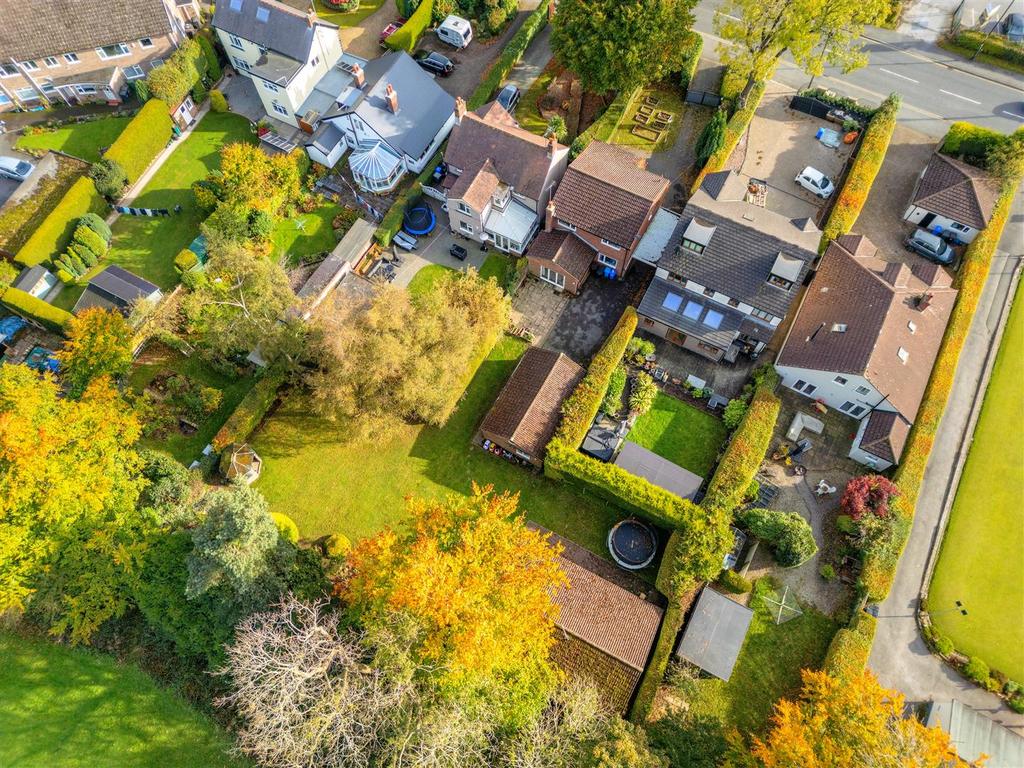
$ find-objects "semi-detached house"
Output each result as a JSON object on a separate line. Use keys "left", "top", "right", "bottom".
{"left": 0, "top": 0, "right": 198, "bottom": 112}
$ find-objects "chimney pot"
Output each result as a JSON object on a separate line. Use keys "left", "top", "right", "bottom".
{"left": 351, "top": 63, "right": 365, "bottom": 88}
{"left": 454, "top": 96, "right": 467, "bottom": 124}
{"left": 917, "top": 292, "right": 933, "bottom": 310}
{"left": 307, "top": 10, "right": 315, "bottom": 27}
{"left": 385, "top": 83, "right": 398, "bottom": 113}
{"left": 547, "top": 134, "right": 556, "bottom": 157}
{"left": 545, "top": 200, "right": 556, "bottom": 233}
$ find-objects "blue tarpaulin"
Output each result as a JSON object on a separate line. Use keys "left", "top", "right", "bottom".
{"left": 0, "top": 316, "right": 26, "bottom": 342}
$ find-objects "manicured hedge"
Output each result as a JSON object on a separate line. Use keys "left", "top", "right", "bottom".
{"left": 819, "top": 93, "right": 900, "bottom": 252}
{"left": 571, "top": 88, "right": 641, "bottom": 158}
{"left": 798, "top": 88, "right": 878, "bottom": 121}
{"left": 384, "top": 0, "right": 434, "bottom": 53}
{"left": 949, "top": 29, "right": 1024, "bottom": 68}
{"left": 860, "top": 180, "right": 1018, "bottom": 600}
{"left": 691, "top": 80, "right": 766, "bottom": 193}
{"left": 739, "top": 507, "right": 817, "bottom": 567}
{"left": 823, "top": 610, "right": 877, "bottom": 680}
{"left": 1, "top": 286, "right": 73, "bottom": 331}
{"left": 211, "top": 370, "right": 286, "bottom": 452}
{"left": 550, "top": 307, "right": 637, "bottom": 447}
{"left": 374, "top": 148, "right": 443, "bottom": 246}
{"left": 678, "top": 31, "right": 703, "bottom": 90}
{"left": 146, "top": 38, "right": 209, "bottom": 106}
{"left": 13, "top": 177, "right": 106, "bottom": 267}
{"left": 702, "top": 371, "right": 780, "bottom": 512}
{"left": 629, "top": 602, "right": 683, "bottom": 723}
{"left": 941, "top": 121, "right": 1005, "bottom": 167}
{"left": 468, "top": 2, "right": 549, "bottom": 109}
{"left": 103, "top": 99, "right": 174, "bottom": 185}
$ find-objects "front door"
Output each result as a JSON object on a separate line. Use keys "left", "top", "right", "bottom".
{"left": 919, "top": 212, "right": 936, "bottom": 229}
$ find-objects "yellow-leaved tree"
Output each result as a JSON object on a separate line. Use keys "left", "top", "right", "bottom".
{"left": 0, "top": 366, "right": 146, "bottom": 642}
{"left": 750, "top": 669, "right": 976, "bottom": 767}
{"left": 344, "top": 485, "right": 566, "bottom": 728}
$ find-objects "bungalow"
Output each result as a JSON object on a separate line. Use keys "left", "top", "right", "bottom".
{"left": 635, "top": 171, "right": 819, "bottom": 363}
{"left": 11, "top": 266, "right": 58, "bottom": 300}
{"left": 775, "top": 235, "right": 957, "bottom": 470}
{"left": 534, "top": 141, "right": 669, "bottom": 291}
{"left": 73, "top": 265, "right": 162, "bottom": 315}
{"left": 902, "top": 152, "right": 1000, "bottom": 244}
{"left": 480, "top": 346, "right": 583, "bottom": 467}
{"left": 427, "top": 99, "right": 569, "bottom": 255}
{"left": 307, "top": 51, "right": 456, "bottom": 193}
{"left": 0, "top": 0, "right": 196, "bottom": 111}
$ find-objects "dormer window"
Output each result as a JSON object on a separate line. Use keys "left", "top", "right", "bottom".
{"left": 492, "top": 183, "right": 510, "bottom": 210}
{"left": 256, "top": 6, "right": 270, "bottom": 21}
{"left": 768, "top": 251, "right": 802, "bottom": 291}
{"left": 681, "top": 218, "right": 715, "bottom": 254}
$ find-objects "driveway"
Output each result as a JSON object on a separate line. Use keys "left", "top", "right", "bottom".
{"left": 338, "top": 1, "right": 399, "bottom": 60}
{"left": 503, "top": 23, "right": 551, "bottom": 93}
{"left": 390, "top": 200, "right": 491, "bottom": 288}
{"left": 737, "top": 81, "right": 855, "bottom": 222}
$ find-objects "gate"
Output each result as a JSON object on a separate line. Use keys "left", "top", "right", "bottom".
{"left": 684, "top": 89, "right": 722, "bottom": 108}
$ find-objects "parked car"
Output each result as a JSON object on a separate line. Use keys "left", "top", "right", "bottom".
{"left": 1000, "top": 12, "right": 1024, "bottom": 42}
{"left": 393, "top": 231, "right": 418, "bottom": 251}
{"left": 449, "top": 243, "right": 468, "bottom": 261}
{"left": 0, "top": 156, "right": 35, "bottom": 181}
{"left": 497, "top": 85, "right": 520, "bottom": 114}
{"left": 379, "top": 21, "right": 401, "bottom": 48}
{"left": 794, "top": 166, "right": 835, "bottom": 198}
{"left": 414, "top": 50, "right": 455, "bottom": 77}
{"left": 905, "top": 228, "right": 954, "bottom": 265}
{"left": 437, "top": 15, "right": 473, "bottom": 48}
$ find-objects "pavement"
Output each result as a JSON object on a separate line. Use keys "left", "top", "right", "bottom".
{"left": 900, "top": 0, "right": 1024, "bottom": 42}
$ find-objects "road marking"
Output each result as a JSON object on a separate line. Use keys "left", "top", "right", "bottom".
{"left": 879, "top": 67, "right": 918, "bottom": 83}
{"left": 1001, "top": 110, "right": 1024, "bottom": 121}
{"left": 820, "top": 76, "right": 946, "bottom": 120}
{"left": 940, "top": 89, "right": 981, "bottom": 105}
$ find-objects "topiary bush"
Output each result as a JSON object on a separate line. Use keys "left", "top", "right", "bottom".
{"left": 78, "top": 212, "right": 112, "bottom": 242}
{"left": 89, "top": 158, "right": 128, "bottom": 199}
{"left": 695, "top": 110, "right": 726, "bottom": 168}
{"left": 14, "top": 177, "right": 106, "bottom": 268}
{"left": 323, "top": 533, "right": 351, "bottom": 558}
{"left": 722, "top": 398, "right": 748, "bottom": 430}
{"left": 210, "top": 89, "right": 228, "bottom": 113}
{"left": 819, "top": 563, "right": 837, "bottom": 582}
{"left": 823, "top": 610, "right": 877, "bottom": 680}
{"left": 271, "top": 512, "right": 300, "bottom": 544}
{"left": 740, "top": 507, "right": 817, "bottom": 567}
{"left": 963, "top": 656, "right": 990, "bottom": 686}
{"left": 73, "top": 224, "right": 108, "bottom": 258}
{"left": 717, "top": 569, "right": 752, "bottom": 594}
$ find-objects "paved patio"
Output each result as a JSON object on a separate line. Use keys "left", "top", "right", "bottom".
{"left": 634, "top": 329, "right": 759, "bottom": 400}
{"left": 390, "top": 223, "right": 492, "bottom": 289}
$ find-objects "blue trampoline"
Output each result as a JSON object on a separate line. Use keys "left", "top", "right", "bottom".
{"left": 403, "top": 204, "right": 436, "bottom": 236}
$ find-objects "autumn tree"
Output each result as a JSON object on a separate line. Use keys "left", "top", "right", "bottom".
{"left": 714, "top": 0, "right": 889, "bottom": 104}
{"left": 344, "top": 486, "right": 566, "bottom": 728}
{"left": 206, "top": 142, "right": 304, "bottom": 217}
{"left": 0, "top": 366, "right": 146, "bottom": 642}
{"left": 56, "top": 307, "right": 133, "bottom": 397}
{"left": 552, "top": 0, "right": 699, "bottom": 93}
{"left": 305, "top": 269, "right": 508, "bottom": 433}
{"left": 840, "top": 475, "right": 900, "bottom": 521}
{"left": 749, "top": 669, "right": 970, "bottom": 767}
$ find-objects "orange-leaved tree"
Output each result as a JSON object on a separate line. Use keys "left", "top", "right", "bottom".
{"left": 344, "top": 484, "right": 567, "bottom": 728}
{"left": 57, "top": 307, "right": 134, "bottom": 398}
{"left": 751, "top": 668, "right": 977, "bottom": 767}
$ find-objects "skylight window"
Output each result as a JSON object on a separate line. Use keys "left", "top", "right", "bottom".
{"left": 256, "top": 5, "right": 270, "bottom": 21}
{"left": 682, "top": 301, "right": 702, "bottom": 320}
{"left": 907, "top": 321, "right": 917, "bottom": 334}
{"left": 662, "top": 292, "right": 683, "bottom": 312}
{"left": 897, "top": 347, "right": 909, "bottom": 363}
{"left": 230, "top": 0, "right": 243, "bottom": 9}
{"left": 703, "top": 309, "right": 724, "bottom": 329}
{"left": 831, "top": 323, "right": 847, "bottom": 333}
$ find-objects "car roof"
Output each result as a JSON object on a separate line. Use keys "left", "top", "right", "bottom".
{"left": 914, "top": 228, "right": 942, "bottom": 245}
{"left": 801, "top": 166, "right": 825, "bottom": 179}
{"left": 0, "top": 156, "right": 22, "bottom": 169}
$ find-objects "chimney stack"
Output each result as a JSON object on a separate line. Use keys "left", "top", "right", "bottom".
{"left": 351, "top": 63, "right": 365, "bottom": 88}
{"left": 307, "top": 9, "right": 315, "bottom": 27}
{"left": 454, "top": 96, "right": 467, "bottom": 124}
{"left": 385, "top": 83, "right": 399, "bottom": 114}
{"left": 547, "top": 134, "right": 556, "bottom": 157}
{"left": 545, "top": 200, "right": 556, "bottom": 233}
{"left": 917, "top": 292, "right": 933, "bottom": 311}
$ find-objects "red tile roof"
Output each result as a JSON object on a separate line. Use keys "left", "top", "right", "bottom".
{"left": 858, "top": 410, "right": 911, "bottom": 464}
{"left": 526, "top": 230, "right": 594, "bottom": 283}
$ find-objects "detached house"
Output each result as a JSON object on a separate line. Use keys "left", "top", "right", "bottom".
{"left": 213, "top": 0, "right": 344, "bottom": 128}
{"left": 426, "top": 99, "right": 569, "bottom": 255}
{"left": 776, "top": 235, "right": 957, "bottom": 470}
{"left": 0, "top": 0, "right": 197, "bottom": 111}
{"left": 635, "top": 171, "right": 819, "bottom": 362}
{"left": 903, "top": 152, "right": 1000, "bottom": 244}
{"left": 532, "top": 141, "right": 668, "bottom": 292}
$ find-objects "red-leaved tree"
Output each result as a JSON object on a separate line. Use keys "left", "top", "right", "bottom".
{"left": 840, "top": 475, "right": 900, "bottom": 520}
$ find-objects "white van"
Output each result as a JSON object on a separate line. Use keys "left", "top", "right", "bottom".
{"left": 437, "top": 15, "right": 473, "bottom": 48}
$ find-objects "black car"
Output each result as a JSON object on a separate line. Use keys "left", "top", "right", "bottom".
{"left": 414, "top": 51, "right": 455, "bottom": 77}
{"left": 497, "top": 84, "right": 520, "bottom": 114}
{"left": 450, "top": 243, "right": 468, "bottom": 261}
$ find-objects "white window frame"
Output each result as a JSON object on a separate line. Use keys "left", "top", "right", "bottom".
{"left": 75, "top": 85, "right": 98, "bottom": 95}
{"left": 21, "top": 60, "right": 39, "bottom": 72}
{"left": 597, "top": 253, "right": 618, "bottom": 268}
{"left": 459, "top": 221, "right": 474, "bottom": 234}
{"left": 897, "top": 346, "right": 909, "bottom": 364}
{"left": 139, "top": 37, "right": 154, "bottom": 48}
{"left": 150, "top": 58, "right": 164, "bottom": 69}
{"left": 271, "top": 101, "right": 289, "bottom": 116}
{"left": 229, "top": 35, "right": 245, "bottom": 51}
{"left": 96, "top": 43, "right": 130, "bottom": 60}
{"left": 792, "top": 379, "right": 817, "bottom": 396}
{"left": 123, "top": 64, "right": 146, "bottom": 80}
{"left": 232, "top": 57, "right": 249, "bottom": 72}
{"left": 907, "top": 321, "right": 917, "bottom": 334}
{"left": 839, "top": 401, "right": 856, "bottom": 413}
{"left": 43, "top": 57, "right": 60, "bottom": 68}
{"left": 262, "top": 80, "right": 279, "bottom": 92}
{"left": 0, "top": 93, "right": 10, "bottom": 105}
{"left": 63, "top": 52, "right": 79, "bottom": 64}
{"left": 558, "top": 219, "right": 576, "bottom": 232}
{"left": 0, "top": 64, "right": 17, "bottom": 78}
{"left": 751, "top": 308, "right": 773, "bottom": 322}
{"left": 834, "top": 375, "right": 848, "bottom": 385}
{"left": 850, "top": 405, "right": 866, "bottom": 417}
{"left": 15, "top": 86, "right": 39, "bottom": 100}
{"left": 540, "top": 266, "right": 565, "bottom": 289}
{"left": 600, "top": 238, "right": 621, "bottom": 250}
{"left": 855, "top": 385, "right": 871, "bottom": 396}
{"left": 457, "top": 202, "right": 471, "bottom": 214}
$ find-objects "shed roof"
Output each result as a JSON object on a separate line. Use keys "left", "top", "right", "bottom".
{"left": 73, "top": 265, "right": 160, "bottom": 314}
{"left": 613, "top": 440, "right": 704, "bottom": 501}
{"left": 675, "top": 586, "right": 753, "bottom": 681}
{"left": 926, "top": 700, "right": 1024, "bottom": 768}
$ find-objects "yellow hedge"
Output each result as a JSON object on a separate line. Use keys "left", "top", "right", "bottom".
{"left": 13, "top": 177, "right": 106, "bottom": 267}
{"left": 860, "top": 181, "right": 1017, "bottom": 600}
{"left": 1, "top": 286, "right": 73, "bottom": 331}
{"left": 384, "top": 0, "right": 434, "bottom": 53}
{"left": 103, "top": 99, "right": 173, "bottom": 184}
{"left": 823, "top": 610, "right": 878, "bottom": 680}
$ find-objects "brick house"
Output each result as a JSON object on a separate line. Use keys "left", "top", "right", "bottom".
{"left": 0, "top": 0, "right": 197, "bottom": 112}
{"left": 532, "top": 141, "right": 669, "bottom": 292}
{"left": 775, "top": 235, "right": 957, "bottom": 470}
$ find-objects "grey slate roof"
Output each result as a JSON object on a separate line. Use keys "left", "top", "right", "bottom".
{"left": 213, "top": 0, "right": 334, "bottom": 62}
{"left": 0, "top": 0, "right": 173, "bottom": 61}
{"left": 659, "top": 171, "right": 819, "bottom": 318}
{"left": 637, "top": 277, "right": 752, "bottom": 351}
{"left": 12, "top": 266, "right": 51, "bottom": 292}
{"left": 327, "top": 52, "right": 454, "bottom": 162}
{"left": 73, "top": 265, "right": 159, "bottom": 314}
{"left": 614, "top": 440, "right": 703, "bottom": 501}
{"left": 676, "top": 587, "right": 753, "bottom": 681}
{"left": 307, "top": 121, "right": 345, "bottom": 154}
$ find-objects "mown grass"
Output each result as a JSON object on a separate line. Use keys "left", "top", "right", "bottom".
{"left": 270, "top": 201, "right": 344, "bottom": 264}
{"left": 15, "top": 116, "right": 132, "bottom": 163}
{"left": 0, "top": 631, "right": 248, "bottom": 768}
{"left": 627, "top": 392, "right": 727, "bottom": 478}
{"left": 314, "top": 0, "right": 387, "bottom": 28}
{"left": 608, "top": 83, "right": 686, "bottom": 154}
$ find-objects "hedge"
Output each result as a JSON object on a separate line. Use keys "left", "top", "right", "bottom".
{"left": 13, "top": 177, "right": 106, "bottom": 267}
{"left": 211, "top": 370, "right": 287, "bottom": 452}
{"left": 859, "top": 180, "right": 1018, "bottom": 600}
{"left": 549, "top": 307, "right": 637, "bottom": 447}
{"left": 1, "top": 286, "right": 73, "bottom": 331}
{"left": 197, "top": 33, "right": 223, "bottom": 83}
{"left": 571, "top": 87, "right": 642, "bottom": 158}
{"left": 823, "top": 610, "right": 877, "bottom": 680}
{"left": 103, "top": 99, "right": 174, "bottom": 185}
{"left": 384, "top": 0, "right": 434, "bottom": 53}
{"left": 146, "top": 38, "right": 209, "bottom": 106}
{"left": 702, "top": 370, "right": 780, "bottom": 511}
{"left": 678, "top": 31, "right": 703, "bottom": 91}
{"left": 818, "top": 93, "right": 900, "bottom": 252}
{"left": 940, "top": 121, "right": 1005, "bottom": 167}
{"left": 798, "top": 88, "right": 878, "bottom": 122}
{"left": 629, "top": 602, "right": 683, "bottom": 723}
{"left": 374, "top": 148, "right": 443, "bottom": 246}
{"left": 948, "top": 29, "right": 1024, "bottom": 68}
{"left": 739, "top": 507, "right": 817, "bottom": 567}
{"left": 691, "top": 80, "right": 766, "bottom": 194}
{"left": 468, "top": 2, "right": 549, "bottom": 109}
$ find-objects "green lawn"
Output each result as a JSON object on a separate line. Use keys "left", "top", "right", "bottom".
{"left": 407, "top": 263, "right": 454, "bottom": 297}
{"left": 514, "top": 62, "right": 560, "bottom": 138}
{"left": 251, "top": 334, "right": 632, "bottom": 564}
{"left": 15, "top": 116, "right": 132, "bottom": 163}
{"left": 0, "top": 631, "right": 247, "bottom": 768}
{"left": 271, "top": 201, "right": 345, "bottom": 264}
{"left": 627, "top": 391, "right": 727, "bottom": 478}
{"left": 314, "top": 0, "right": 387, "bottom": 27}
{"left": 930, "top": 283, "right": 1024, "bottom": 680}
{"left": 106, "top": 112, "right": 255, "bottom": 289}
{"left": 608, "top": 84, "right": 685, "bottom": 154}
{"left": 130, "top": 343, "right": 256, "bottom": 465}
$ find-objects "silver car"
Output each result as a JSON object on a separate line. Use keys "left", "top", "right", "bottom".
{"left": 0, "top": 156, "right": 35, "bottom": 181}
{"left": 905, "top": 228, "right": 954, "bottom": 265}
